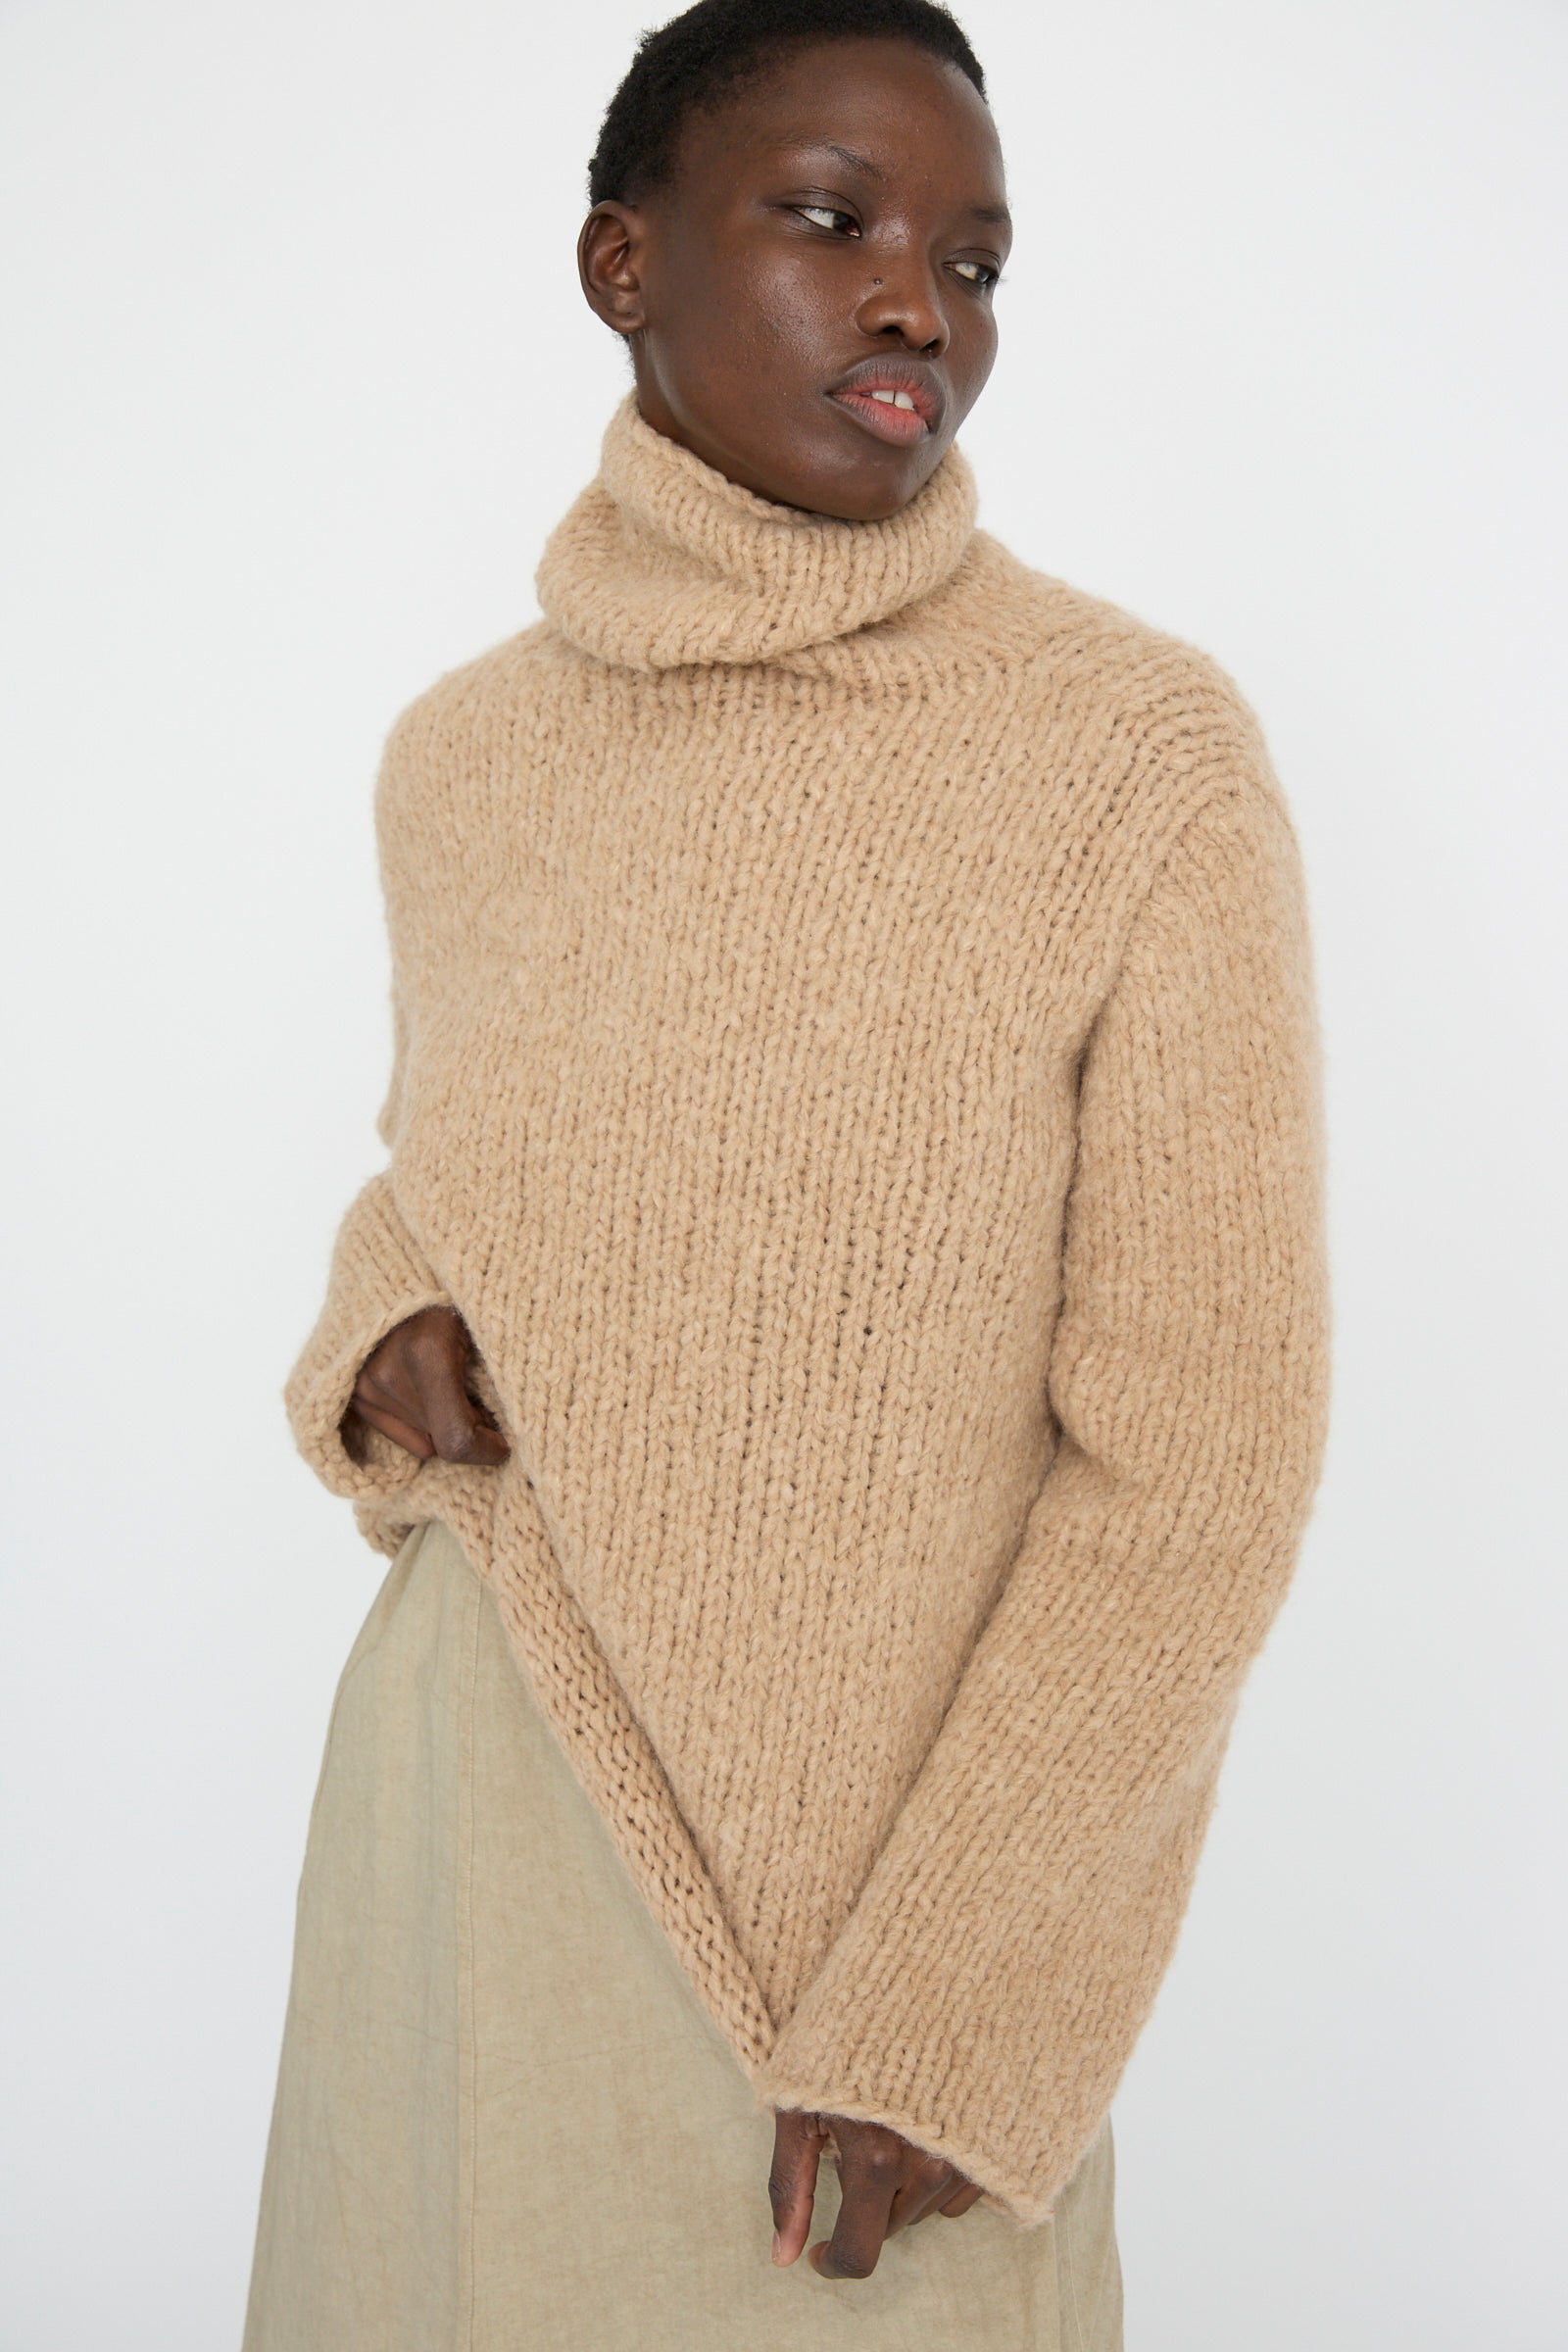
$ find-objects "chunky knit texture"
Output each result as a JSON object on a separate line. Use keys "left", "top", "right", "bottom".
{"left": 286, "top": 393, "right": 1330, "bottom": 2226}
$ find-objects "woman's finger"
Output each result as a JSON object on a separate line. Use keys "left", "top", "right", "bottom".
{"left": 344, "top": 1397, "right": 437, "bottom": 1459}
{"left": 886, "top": 2153, "right": 964, "bottom": 2232}
{"left": 422, "top": 1358, "right": 511, "bottom": 1464}
{"left": 808, "top": 2132, "right": 900, "bottom": 2278}
{"left": 937, "top": 2180, "right": 987, "bottom": 2217}
{"left": 403, "top": 1321, "right": 511, "bottom": 1465}
{"left": 768, "top": 2109, "right": 826, "bottom": 2267}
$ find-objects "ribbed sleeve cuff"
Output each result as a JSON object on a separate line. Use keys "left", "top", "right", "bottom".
{"left": 283, "top": 1171, "right": 454, "bottom": 1503}
{"left": 754, "top": 2008, "right": 1073, "bottom": 2229}
{"left": 753, "top": 2066, "right": 1059, "bottom": 2229}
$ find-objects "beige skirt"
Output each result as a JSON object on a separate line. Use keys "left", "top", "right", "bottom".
{"left": 243, "top": 1519, "right": 1124, "bottom": 2351}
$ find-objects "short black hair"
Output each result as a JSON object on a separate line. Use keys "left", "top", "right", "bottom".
{"left": 587, "top": 0, "right": 987, "bottom": 207}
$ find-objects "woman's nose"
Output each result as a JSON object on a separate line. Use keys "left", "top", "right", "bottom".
{"left": 853, "top": 265, "right": 949, "bottom": 355}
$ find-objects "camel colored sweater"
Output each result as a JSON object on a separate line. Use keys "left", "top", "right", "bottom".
{"left": 286, "top": 393, "right": 1329, "bottom": 2226}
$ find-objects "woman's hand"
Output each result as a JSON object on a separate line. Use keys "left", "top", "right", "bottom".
{"left": 341, "top": 1304, "right": 510, "bottom": 1467}
{"left": 768, "top": 2109, "right": 984, "bottom": 2279}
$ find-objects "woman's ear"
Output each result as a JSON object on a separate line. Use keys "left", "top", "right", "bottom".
{"left": 577, "top": 203, "right": 650, "bottom": 337}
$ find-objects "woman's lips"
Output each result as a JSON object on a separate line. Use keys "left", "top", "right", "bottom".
{"left": 827, "top": 386, "right": 932, "bottom": 447}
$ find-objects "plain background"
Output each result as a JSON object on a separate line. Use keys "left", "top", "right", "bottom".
{"left": 3, "top": 1, "right": 1565, "bottom": 2344}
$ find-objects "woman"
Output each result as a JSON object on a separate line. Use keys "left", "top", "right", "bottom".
{"left": 244, "top": 1, "right": 1329, "bottom": 2343}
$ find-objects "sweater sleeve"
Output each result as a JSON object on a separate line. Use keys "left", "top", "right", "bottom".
{"left": 753, "top": 763, "right": 1331, "bottom": 2226}
{"left": 282, "top": 1166, "right": 456, "bottom": 1504}
{"left": 282, "top": 704, "right": 464, "bottom": 1504}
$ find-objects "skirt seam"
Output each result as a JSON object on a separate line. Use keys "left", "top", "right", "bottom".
{"left": 456, "top": 1533, "right": 481, "bottom": 2350}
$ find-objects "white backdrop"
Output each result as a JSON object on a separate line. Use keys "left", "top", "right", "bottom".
{"left": 3, "top": 2, "right": 1564, "bottom": 2344}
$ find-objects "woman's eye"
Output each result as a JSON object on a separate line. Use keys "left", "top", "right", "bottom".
{"left": 795, "top": 204, "right": 858, "bottom": 234}
{"left": 952, "top": 258, "right": 1000, "bottom": 288}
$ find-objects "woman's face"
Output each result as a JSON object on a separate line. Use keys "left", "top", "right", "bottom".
{"left": 578, "top": 37, "right": 1010, "bottom": 520}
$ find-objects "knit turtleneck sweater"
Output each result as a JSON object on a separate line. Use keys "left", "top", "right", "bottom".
{"left": 286, "top": 393, "right": 1330, "bottom": 2226}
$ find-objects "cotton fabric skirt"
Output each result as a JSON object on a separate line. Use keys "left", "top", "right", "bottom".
{"left": 243, "top": 1518, "right": 1124, "bottom": 2351}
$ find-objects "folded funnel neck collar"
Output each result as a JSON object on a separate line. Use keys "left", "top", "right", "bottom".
{"left": 535, "top": 393, "right": 979, "bottom": 671}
